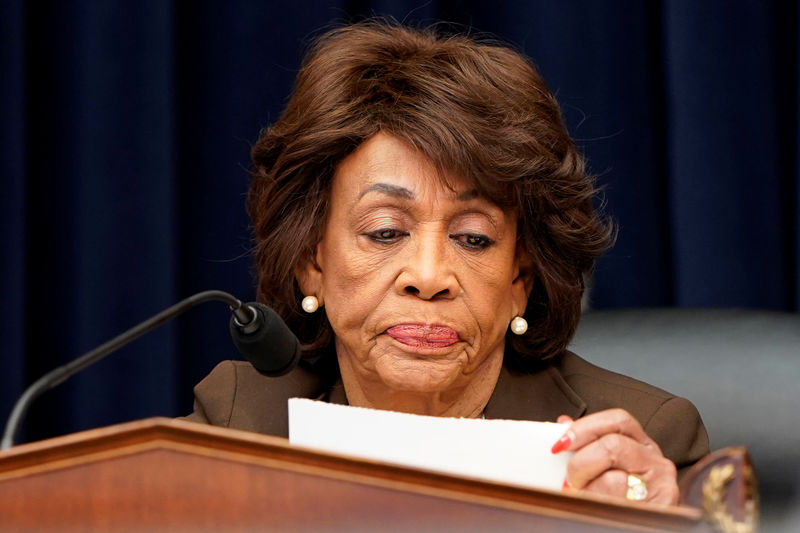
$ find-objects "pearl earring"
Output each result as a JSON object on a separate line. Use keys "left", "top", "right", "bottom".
{"left": 510, "top": 316, "right": 528, "bottom": 335}
{"left": 301, "top": 295, "right": 319, "bottom": 313}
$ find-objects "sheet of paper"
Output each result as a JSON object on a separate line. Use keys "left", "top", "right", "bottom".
{"left": 288, "top": 398, "right": 571, "bottom": 491}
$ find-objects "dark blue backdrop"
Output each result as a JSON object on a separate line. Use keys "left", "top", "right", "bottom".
{"left": 2, "top": 1, "right": 797, "bottom": 444}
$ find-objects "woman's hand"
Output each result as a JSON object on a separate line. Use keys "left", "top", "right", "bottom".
{"left": 551, "top": 409, "right": 679, "bottom": 505}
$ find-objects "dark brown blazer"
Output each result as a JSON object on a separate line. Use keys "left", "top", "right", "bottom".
{"left": 184, "top": 351, "right": 709, "bottom": 472}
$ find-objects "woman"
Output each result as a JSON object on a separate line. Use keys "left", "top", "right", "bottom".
{"left": 186, "top": 21, "right": 708, "bottom": 505}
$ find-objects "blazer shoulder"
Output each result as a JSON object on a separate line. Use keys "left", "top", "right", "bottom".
{"left": 557, "top": 351, "right": 709, "bottom": 468}
{"left": 558, "top": 351, "right": 674, "bottom": 401}
{"left": 182, "top": 359, "right": 238, "bottom": 426}
{"left": 182, "top": 360, "right": 327, "bottom": 437}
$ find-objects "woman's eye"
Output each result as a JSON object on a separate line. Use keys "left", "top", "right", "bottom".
{"left": 367, "top": 228, "right": 405, "bottom": 242}
{"left": 451, "top": 233, "right": 494, "bottom": 250}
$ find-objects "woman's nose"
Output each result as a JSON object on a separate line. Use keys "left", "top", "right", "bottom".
{"left": 394, "top": 234, "right": 460, "bottom": 300}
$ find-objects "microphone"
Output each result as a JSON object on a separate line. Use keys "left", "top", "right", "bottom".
{"left": 230, "top": 302, "right": 301, "bottom": 376}
{"left": 1, "top": 290, "right": 301, "bottom": 450}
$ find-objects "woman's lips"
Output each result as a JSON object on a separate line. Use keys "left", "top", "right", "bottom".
{"left": 385, "top": 324, "right": 459, "bottom": 348}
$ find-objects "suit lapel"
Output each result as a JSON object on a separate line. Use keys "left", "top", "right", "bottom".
{"left": 484, "top": 363, "right": 586, "bottom": 422}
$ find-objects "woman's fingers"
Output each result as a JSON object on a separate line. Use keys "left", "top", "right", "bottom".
{"left": 571, "top": 409, "right": 651, "bottom": 449}
{"left": 580, "top": 468, "right": 628, "bottom": 496}
{"left": 566, "top": 432, "right": 649, "bottom": 487}
{"left": 553, "top": 409, "right": 679, "bottom": 505}
{"left": 580, "top": 465, "right": 680, "bottom": 504}
{"left": 565, "top": 433, "right": 678, "bottom": 503}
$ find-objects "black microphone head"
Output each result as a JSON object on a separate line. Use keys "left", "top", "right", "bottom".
{"left": 229, "top": 302, "right": 302, "bottom": 376}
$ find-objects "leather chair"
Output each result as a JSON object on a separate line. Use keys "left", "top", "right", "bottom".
{"left": 570, "top": 308, "right": 800, "bottom": 529}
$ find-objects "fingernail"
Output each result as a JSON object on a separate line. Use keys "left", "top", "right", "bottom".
{"left": 562, "top": 479, "right": 571, "bottom": 490}
{"left": 551, "top": 433, "right": 572, "bottom": 454}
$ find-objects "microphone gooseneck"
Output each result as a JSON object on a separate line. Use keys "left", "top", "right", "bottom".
{"left": 1, "top": 290, "right": 300, "bottom": 450}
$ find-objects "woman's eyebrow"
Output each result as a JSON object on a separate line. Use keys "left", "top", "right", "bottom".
{"left": 357, "top": 183, "right": 480, "bottom": 202}
{"left": 358, "top": 183, "right": 414, "bottom": 200}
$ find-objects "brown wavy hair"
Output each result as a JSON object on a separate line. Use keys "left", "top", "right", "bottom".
{"left": 248, "top": 20, "right": 613, "bottom": 369}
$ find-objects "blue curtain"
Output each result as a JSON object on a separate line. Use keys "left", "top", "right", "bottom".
{"left": 2, "top": 1, "right": 797, "bottom": 443}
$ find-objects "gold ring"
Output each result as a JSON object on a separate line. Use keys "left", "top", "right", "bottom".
{"left": 626, "top": 474, "right": 648, "bottom": 501}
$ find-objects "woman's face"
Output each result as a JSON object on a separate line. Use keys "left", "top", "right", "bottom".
{"left": 299, "top": 132, "right": 530, "bottom": 416}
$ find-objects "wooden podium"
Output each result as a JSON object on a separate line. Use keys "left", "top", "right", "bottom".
{"left": 0, "top": 418, "right": 710, "bottom": 532}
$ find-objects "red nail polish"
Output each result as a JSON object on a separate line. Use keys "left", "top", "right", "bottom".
{"left": 562, "top": 479, "right": 571, "bottom": 490}
{"left": 551, "top": 434, "right": 572, "bottom": 454}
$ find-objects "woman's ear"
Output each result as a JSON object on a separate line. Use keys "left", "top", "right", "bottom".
{"left": 294, "top": 245, "right": 324, "bottom": 303}
{"left": 510, "top": 247, "right": 535, "bottom": 316}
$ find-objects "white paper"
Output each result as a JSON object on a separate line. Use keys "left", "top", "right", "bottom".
{"left": 288, "top": 398, "right": 571, "bottom": 491}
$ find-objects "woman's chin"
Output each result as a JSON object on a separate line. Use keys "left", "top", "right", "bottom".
{"left": 374, "top": 356, "right": 464, "bottom": 393}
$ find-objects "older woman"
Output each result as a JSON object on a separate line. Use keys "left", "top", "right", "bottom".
{"left": 186, "top": 21, "right": 708, "bottom": 505}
